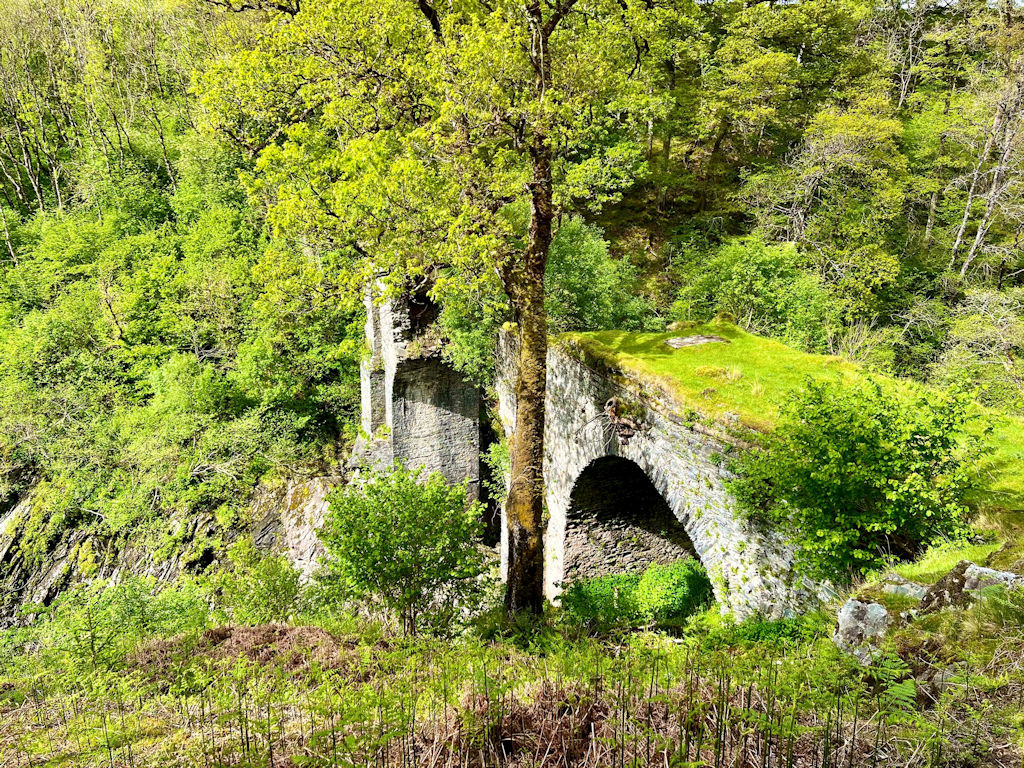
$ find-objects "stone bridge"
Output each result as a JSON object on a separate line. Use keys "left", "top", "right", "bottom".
{"left": 360, "top": 294, "right": 819, "bottom": 619}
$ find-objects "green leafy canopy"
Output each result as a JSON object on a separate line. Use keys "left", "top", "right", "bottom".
{"left": 728, "top": 378, "right": 989, "bottom": 580}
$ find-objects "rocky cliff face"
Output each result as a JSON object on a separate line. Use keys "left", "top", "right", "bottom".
{"left": 252, "top": 477, "right": 335, "bottom": 580}
{"left": 0, "top": 472, "right": 340, "bottom": 625}
{"left": 0, "top": 491, "right": 219, "bottom": 626}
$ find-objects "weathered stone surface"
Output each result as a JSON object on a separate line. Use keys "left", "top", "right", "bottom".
{"left": 833, "top": 600, "right": 891, "bottom": 665}
{"left": 919, "top": 561, "right": 973, "bottom": 612}
{"left": 359, "top": 288, "right": 483, "bottom": 498}
{"left": 881, "top": 574, "right": 928, "bottom": 600}
{"left": 252, "top": 477, "right": 334, "bottom": 580}
{"left": 919, "top": 560, "right": 1024, "bottom": 613}
{"left": 963, "top": 563, "right": 1024, "bottom": 591}
{"left": 665, "top": 335, "right": 728, "bottom": 349}
{"left": 495, "top": 332, "right": 824, "bottom": 619}
{"left": 0, "top": 491, "right": 212, "bottom": 626}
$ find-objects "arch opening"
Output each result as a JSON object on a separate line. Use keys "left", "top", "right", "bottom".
{"left": 563, "top": 456, "right": 699, "bottom": 584}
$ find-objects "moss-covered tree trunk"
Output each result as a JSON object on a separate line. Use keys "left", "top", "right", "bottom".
{"left": 504, "top": 137, "right": 552, "bottom": 615}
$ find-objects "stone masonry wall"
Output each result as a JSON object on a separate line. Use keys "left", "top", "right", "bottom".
{"left": 496, "top": 332, "right": 821, "bottom": 620}
{"left": 359, "top": 290, "right": 481, "bottom": 496}
{"left": 392, "top": 358, "right": 482, "bottom": 498}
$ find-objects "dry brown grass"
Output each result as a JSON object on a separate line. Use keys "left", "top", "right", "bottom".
{"left": 131, "top": 623, "right": 365, "bottom": 682}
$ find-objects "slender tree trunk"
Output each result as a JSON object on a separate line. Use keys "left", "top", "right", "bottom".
{"left": 504, "top": 139, "right": 552, "bottom": 615}
{"left": 959, "top": 80, "right": 1023, "bottom": 276}
{"left": 0, "top": 204, "right": 16, "bottom": 263}
{"left": 658, "top": 59, "right": 676, "bottom": 210}
{"left": 950, "top": 96, "right": 1007, "bottom": 266}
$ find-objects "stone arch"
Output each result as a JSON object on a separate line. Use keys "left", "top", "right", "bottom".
{"left": 494, "top": 332, "right": 820, "bottom": 619}
{"left": 527, "top": 346, "right": 793, "bottom": 617}
{"left": 562, "top": 455, "right": 699, "bottom": 584}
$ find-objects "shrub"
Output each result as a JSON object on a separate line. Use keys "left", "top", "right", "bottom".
{"left": 560, "top": 572, "right": 641, "bottom": 628}
{"left": 213, "top": 539, "right": 303, "bottom": 625}
{"left": 634, "top": 560, "right": 713, "bottom": 622}
{"left": 729, "top": 379, "right": 986, "bottom": 580}
{"left": 318, "top": 464, "right": 490, "bottom": 635}
{"left": 561, "top": 559, "right": 712, "bottom": 629}
{"left": 32, "top": 576, "right": 211, "bottom": 672}
{"left": 671, "top": 237, "right": 836, "bottom": 351}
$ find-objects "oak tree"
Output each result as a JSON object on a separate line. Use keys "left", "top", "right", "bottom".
{"left": 201, "top": 0, "right": 661, "bottom": 611}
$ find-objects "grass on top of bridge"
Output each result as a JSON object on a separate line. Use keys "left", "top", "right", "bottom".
{"left": 564, "top": 320, "right": 865, "bottom": 431}
{"left": 562, "top": 321, "right": 1024, "bottom": 517}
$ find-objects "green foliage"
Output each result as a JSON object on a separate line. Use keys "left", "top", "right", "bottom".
{"left": 481, "top": 437, "right": 510, "bottom": 507}
{"left": 729, "top": 378, "right": 986, "bottom": 579}
{"left": 211, "top": 539, "right": 303, "bottom": 626}
{"left": 0, "top": 0, "right": 364, "bottom": 589}
{"left": 13, "top": 544, "right": 309, "bottom": 675}
{"left": 633, "top": 560, "right": 714, "bottom": 622}
{"left": 560, "top": 572, "right": 641, "bottom": 628}
{"left": 686, "top": 609, "right": 833, "bottom": 649}
{"left": 892, "top": 538, "right": 1001, "bottom": 585}
{"left": 561, "top": 559, "right": 712, "bottom": 629}
{"left": 865, "top": 655, "right": 917, "bottom": 713}
{"left": 671, "top": 237, "right": 836, "bottom": 351}
{"left": 0, "top": 152, "right": 360, "bottom": 571}
{"left": 7, "top": 605, "right": 1011, "bottom": 768}
{"left": 969, "top": 585, "right": 1024, "bottom": 633}
{"left": 434, "top": 215, "right": 659, "bottom": 382}
{"left": 546, "top": 217, "right": 657, "bottom": 334}
{"left": 30, "top": 577, "right": 211, "bottom": 673}
{"left": 930, "top": 289, "right": 1024, "bottom": 414}
{"left": 319, "top": 465, "right": 491, "bottom": 635}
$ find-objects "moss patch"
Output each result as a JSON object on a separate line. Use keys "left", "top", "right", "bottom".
{"left": 563, "top": 323, "right": 865, "bottom": 431}
{"left": 892, "top": 541, "right": 1002, "bottom": 585}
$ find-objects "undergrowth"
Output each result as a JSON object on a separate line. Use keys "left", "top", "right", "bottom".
{"left": 2, "top": 566, "right": 1023, "bottom": 767}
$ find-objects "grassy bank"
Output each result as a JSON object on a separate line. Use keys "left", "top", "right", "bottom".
{"left": 2, "top": 603, "right": 1023, "bottom": 768}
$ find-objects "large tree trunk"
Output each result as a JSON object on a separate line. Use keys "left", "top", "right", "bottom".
{"left": 504, "top": 140, "right": 552, "bottom": 615}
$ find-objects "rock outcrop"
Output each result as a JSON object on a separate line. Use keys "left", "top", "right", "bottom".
{"left": 833, "top": 600, "right": 891, "bottom": 665}
{"left": 919, "top": 560, "right": 1024, "bottom": 613}
{"left": 880, "top": 573, "right": 928, "bottom": 601}
{"left": 253, "top": 477, "right": 335, "bottom": 580}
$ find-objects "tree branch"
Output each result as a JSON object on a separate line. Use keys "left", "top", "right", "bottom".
{"left": 205, "top": 0, "right": 300, "bottom": 16}
{"left": 416, "top": 0, "right": 444, "bottom": 42}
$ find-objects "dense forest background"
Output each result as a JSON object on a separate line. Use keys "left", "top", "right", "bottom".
{"left": 0, "top": 0, "right": 1021, "bottom": 576}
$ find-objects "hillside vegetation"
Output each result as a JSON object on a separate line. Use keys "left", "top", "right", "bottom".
{"left": 0, "top": 0, "right": 1021, "bottom": 589}
{"left": 0, "top": 0, "right": 1023, "bottom": 764}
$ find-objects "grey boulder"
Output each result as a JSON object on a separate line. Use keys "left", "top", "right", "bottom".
{"left": 919, "top": 560, "right": 1024, "bottom": 613}
{"left": 833, "top": 600, "right": 891, "bottom": 665}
